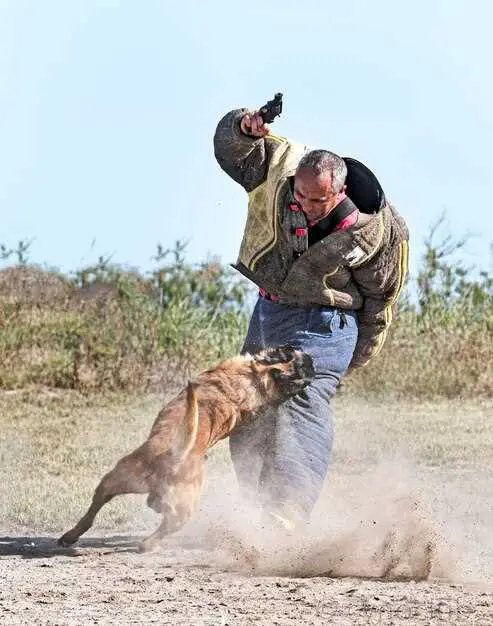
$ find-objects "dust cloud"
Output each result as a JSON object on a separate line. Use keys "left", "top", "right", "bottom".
{"left": 185, "top": 460, "right": 465, "bottom": 583}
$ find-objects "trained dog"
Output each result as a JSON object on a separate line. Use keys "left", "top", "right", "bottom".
{"left": 58, "top": 346, "right": 314, "bottom": 553}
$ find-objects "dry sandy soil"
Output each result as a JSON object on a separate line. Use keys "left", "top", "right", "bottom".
{"left": 1, "top": 391, "right": 492, "bottom": 624}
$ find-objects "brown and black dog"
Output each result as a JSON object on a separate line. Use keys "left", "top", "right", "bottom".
{"left": 58, "top": 346, "right": 314, "bottom": 553}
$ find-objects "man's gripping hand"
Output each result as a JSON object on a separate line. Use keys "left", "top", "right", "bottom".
{"left": 240, "top": 111, "right": 271, "bottom": 138}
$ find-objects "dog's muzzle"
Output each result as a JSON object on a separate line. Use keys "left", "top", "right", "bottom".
{"left": 272, "top": 349, "right": 315, "bottom": 397}
{"left": 295, "top": 351, "right": 315, "bottom": 383}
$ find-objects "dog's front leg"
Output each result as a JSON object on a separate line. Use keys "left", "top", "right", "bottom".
{"left": 139, "top": 461, "right": 204, "bottom": 553}
{"left": 138, "top": 507, "right": 185, "bottom": 553}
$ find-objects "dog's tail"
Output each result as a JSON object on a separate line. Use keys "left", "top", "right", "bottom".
{"left": 178, "top": 382, "right": 200, "bottom": 461}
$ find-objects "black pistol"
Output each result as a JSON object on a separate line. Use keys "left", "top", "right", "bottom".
{"left": 259, "top": 92, "right": 283, "bottom": 124}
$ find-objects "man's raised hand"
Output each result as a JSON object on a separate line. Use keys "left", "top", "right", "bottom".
{"left": 240, "top": 111, "right": 271, "bottom": 137}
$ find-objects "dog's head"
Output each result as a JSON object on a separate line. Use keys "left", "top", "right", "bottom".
{"left": 251, "top": 345, "right": 315, "bottom": 400}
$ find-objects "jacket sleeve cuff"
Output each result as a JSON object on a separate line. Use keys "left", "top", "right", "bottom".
{"left": 214, "top": 108, "right": 261, "bottom": 162}
{"left": 349, "top": 328, "right": 387, "bottom": 369}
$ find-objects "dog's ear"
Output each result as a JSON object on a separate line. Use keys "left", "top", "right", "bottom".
{"left": 253, "top": 345, "right": 297, "bottom": 365}
{"left": 177, "top": 381, "right": 200, "bottom": 461}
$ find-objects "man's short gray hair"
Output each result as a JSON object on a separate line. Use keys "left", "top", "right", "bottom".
{"left": 296, "top": 150, "right": 347, "bottom": 193}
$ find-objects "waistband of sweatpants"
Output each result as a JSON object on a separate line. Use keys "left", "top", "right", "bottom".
{"left": 258, "top": 291, "right": 356, "bottom": 324}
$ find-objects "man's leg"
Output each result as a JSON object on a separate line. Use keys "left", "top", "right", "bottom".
{"left": 255, "top": 306, "right": 358, "bottom": 527}
{"left": 258, "top": 374, "right": 337, "bottom": 526}
{"left": 230, "top": 300, "right": 358, "bottom": 525}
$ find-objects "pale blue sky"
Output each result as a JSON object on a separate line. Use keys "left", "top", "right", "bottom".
{"left": 1, "top": 0, "right": 492, "bottom": 279}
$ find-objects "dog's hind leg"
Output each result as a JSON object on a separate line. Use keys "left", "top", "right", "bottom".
{"left": 58, "top": 451, "right": 149, "bottom": 547}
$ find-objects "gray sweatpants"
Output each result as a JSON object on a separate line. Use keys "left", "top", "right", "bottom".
{"left": 229, "top": 297, "right": 358, "bottom": 524}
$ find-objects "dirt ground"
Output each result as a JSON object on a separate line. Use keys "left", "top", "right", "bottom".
{"left": 1, "top": 392, "right": 492, "bottom": 624}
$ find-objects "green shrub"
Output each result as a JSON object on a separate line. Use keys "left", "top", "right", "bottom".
{"left": 348, "top": 219, "right": 493, "bottom": 398}
{"left": 1, "top": 230, "right": 491, "bottom": 398}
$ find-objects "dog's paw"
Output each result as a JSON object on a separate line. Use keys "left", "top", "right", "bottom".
{"left": 57, "top": 533, "right": 77, "bottom": 548}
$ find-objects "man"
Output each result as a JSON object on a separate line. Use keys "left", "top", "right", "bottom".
{"left": 214, "top": 105, "right": 409, "bottom": 531}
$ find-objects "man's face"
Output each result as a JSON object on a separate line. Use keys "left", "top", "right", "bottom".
{"left": 293, "top": 169, "right": 343, "bottom": 222}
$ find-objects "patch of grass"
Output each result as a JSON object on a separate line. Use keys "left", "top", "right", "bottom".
{"left": 0, "top": 392, "right": 161, "bottom": 532}
{"left": 346, "top": 314, "right": 493, "bottom": 399}
{"left": 1, "top": 393, "right": 492, "bottom": 534}
{"left": 332, "top": 396, "right": 493, "bottom": 467}
{"left": 0, "top": 273, "right": 249, "bottom": 392}
{"left": 0, "top": 227, "right": 492, "bottom": 398}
